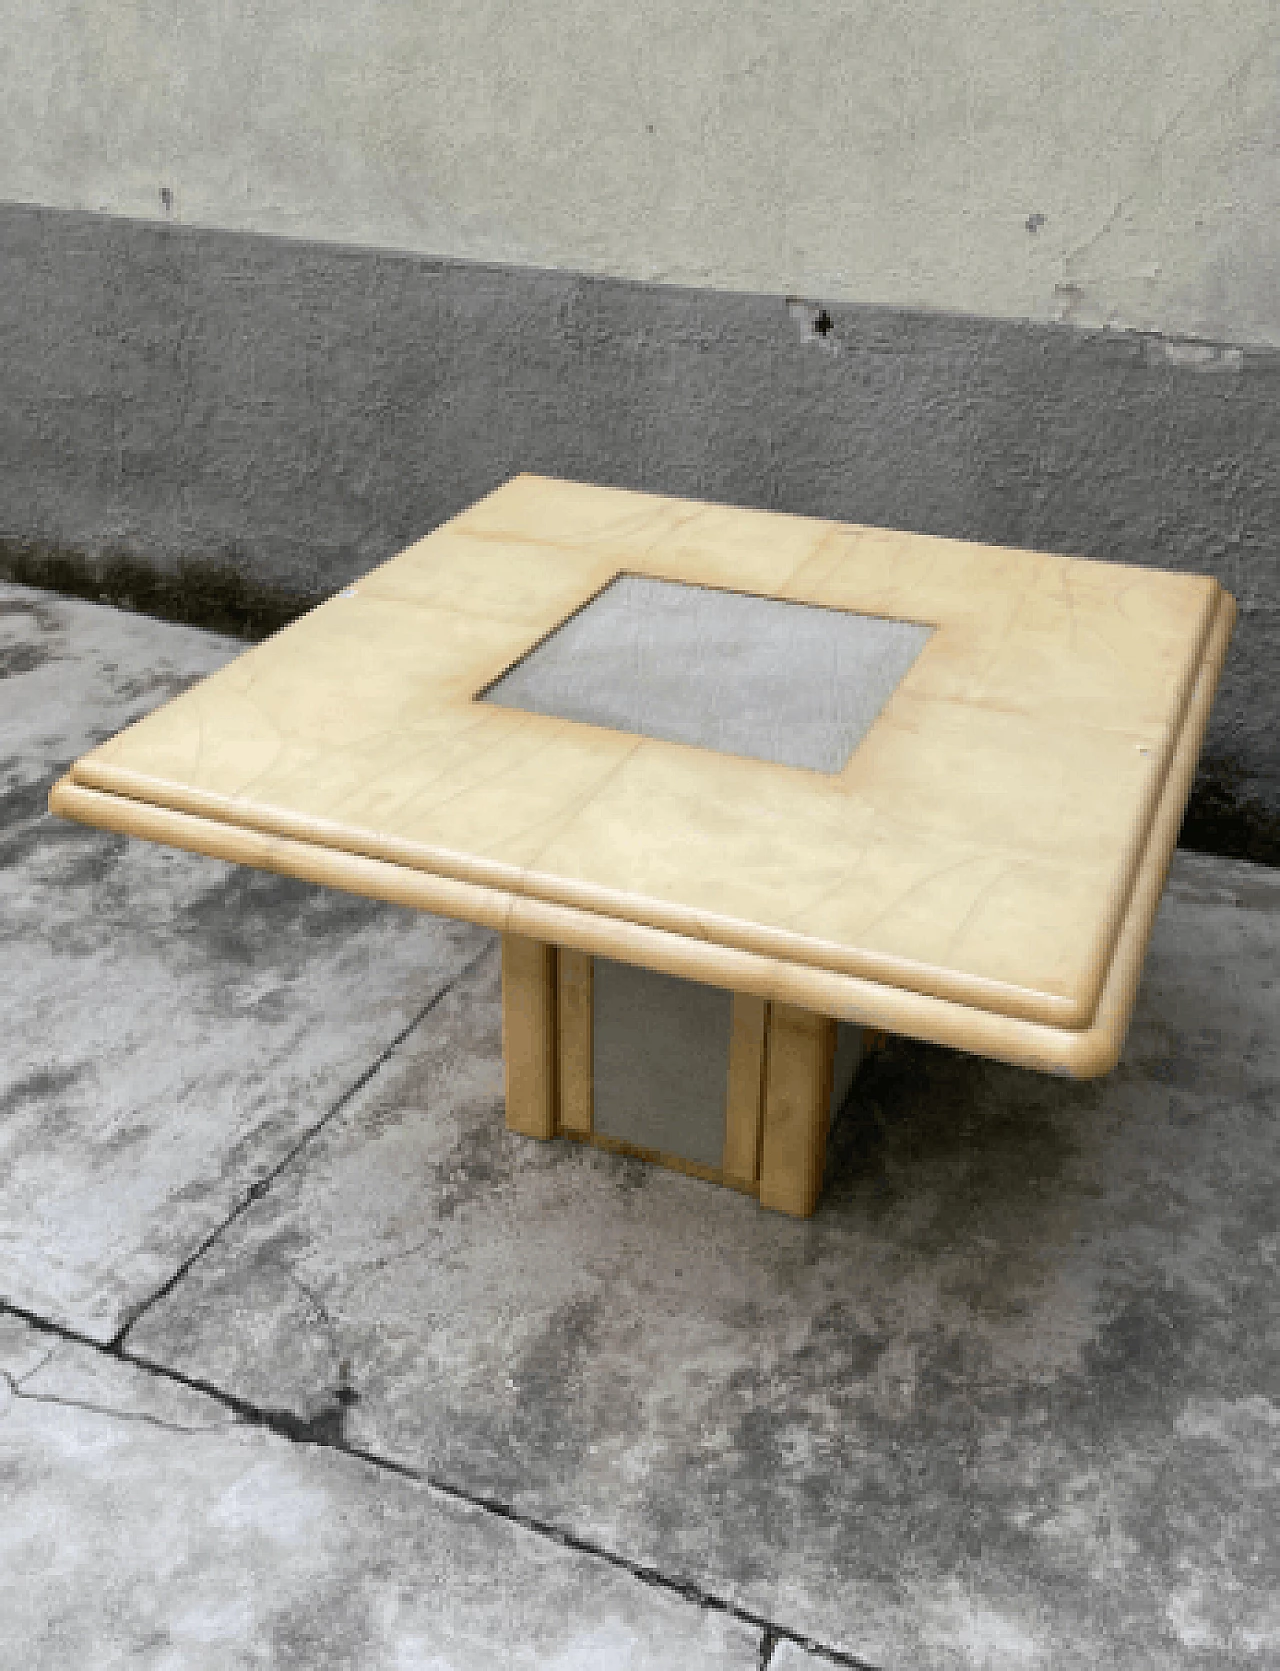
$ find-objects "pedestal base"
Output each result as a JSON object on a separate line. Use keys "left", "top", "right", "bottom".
{"left": 501, "top": 933, "right": 865, "bottom": 1217}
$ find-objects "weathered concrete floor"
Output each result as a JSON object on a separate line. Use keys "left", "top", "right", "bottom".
{"left": 2, "top": 580, "right": 1277, "bottom": 1668}
{"left": 0, "top": 1314, "right": 759, "bottom": 1670}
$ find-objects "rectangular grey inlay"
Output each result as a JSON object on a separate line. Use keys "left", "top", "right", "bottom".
{"left": 592, "top": 957, "right": 733, "bottom": 1170}
{"left": 480, "top": 574, "right": 933, "bottom": 773}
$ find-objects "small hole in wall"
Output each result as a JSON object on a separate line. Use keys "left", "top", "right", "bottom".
{"left": 813, "top": 309, "right": 833, "bottom": 336}
{"left": 159, "top": 186, "right": 173, "bottom": 212}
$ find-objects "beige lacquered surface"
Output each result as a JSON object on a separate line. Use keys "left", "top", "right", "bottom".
{"left": 63, "top": 474, "right": 1234, "bottom": 1036}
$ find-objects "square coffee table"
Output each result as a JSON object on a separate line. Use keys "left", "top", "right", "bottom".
{"left": 51, "top": 475, "right": 1236, "bottom": 1216}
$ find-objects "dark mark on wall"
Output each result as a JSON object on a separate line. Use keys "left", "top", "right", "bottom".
{"left": 786, "top": 297, "right": 840, "bottom": 350}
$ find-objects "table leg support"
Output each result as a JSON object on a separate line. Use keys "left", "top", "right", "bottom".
{"left": 501, "top": 938, "right": 847, "bottom": 1217}
{"left": 501, "top": 933, "right": 558, "bottom": 1140}
{"left": 758, "top": 1002, "right": 838, "bottom": 1217}
{"left": 557, "top": 946, "right": 594, "bottom": 1139}
{"left": 723, "top": 994, "right": 768, "bottom": 1190}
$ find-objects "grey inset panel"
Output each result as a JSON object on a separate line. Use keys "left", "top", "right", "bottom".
{"left": 591, "top": 957, "right": 733, "bottom": 1170}
{"left": 481, "top": 575, "right": 932, "bottom": 773}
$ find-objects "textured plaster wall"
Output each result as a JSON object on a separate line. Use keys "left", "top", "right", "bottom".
{"left": 3, "top": 0, "right": 1278, "bottom": 346}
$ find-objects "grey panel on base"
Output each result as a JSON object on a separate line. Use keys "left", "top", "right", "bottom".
{"left": 591, "top": 958, "right": 865, "bottom": 1172}
{"left": 592, "top": 957, "right": 734, "bottom": 1169}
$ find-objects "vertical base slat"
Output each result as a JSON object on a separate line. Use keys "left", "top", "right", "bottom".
{"left": 723, "top": 994, "right": 768, "bottom": 1189}
{"left": 557, "top": 947, "right": 594, "bottom": 1137}
{"left": 501, "top": 934, "right": 558, "bottom": 1139}
{"left": 757, "top": 1003, "right": 837, "bottom": 1217}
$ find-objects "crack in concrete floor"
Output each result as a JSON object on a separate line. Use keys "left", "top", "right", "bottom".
{"left": 1, "top": 1295, "right": 870, "bottom": 1669}
{"left": 108, "top": 937, "right": 499, "bottom": 1354}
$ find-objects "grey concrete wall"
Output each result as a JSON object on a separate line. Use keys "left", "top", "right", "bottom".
{"left": 1, "top": 203, "right": 1277, "bottom": 862}
{"left": 2, "top": 0, "right": 1277, "bottom": 347}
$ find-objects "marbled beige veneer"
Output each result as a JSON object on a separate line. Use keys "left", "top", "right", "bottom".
{"left": 51, "top": 473, "right": 1236, "bottom": 1076}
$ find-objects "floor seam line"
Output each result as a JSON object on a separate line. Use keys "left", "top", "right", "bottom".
{"left": 0, "top": 1297, "right": 879, "bottom": 1670}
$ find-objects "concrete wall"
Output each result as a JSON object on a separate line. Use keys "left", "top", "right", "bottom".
{"left": 3, "top": 0, "right": 1277, "bottom": 347}
{"left": 1, "top": 2, "right": 1277, "bottom": 860}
